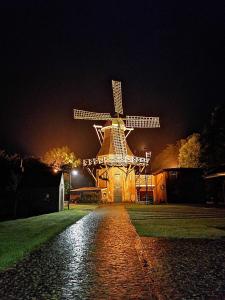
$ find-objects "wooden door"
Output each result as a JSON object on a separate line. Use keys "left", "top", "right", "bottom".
{"left": 114, "top": 174, "right": 122, "bottom": 203}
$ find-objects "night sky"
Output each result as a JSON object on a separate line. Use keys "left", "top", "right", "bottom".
{"left": 0, "top": 1, "right": 224, "bottom": 159}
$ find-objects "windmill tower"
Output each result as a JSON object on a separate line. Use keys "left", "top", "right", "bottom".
{"left": 73, "top": 80, "right": 160, "bottom": 202}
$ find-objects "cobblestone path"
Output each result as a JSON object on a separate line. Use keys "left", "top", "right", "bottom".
{"left": 0, "top": 206, "right": 152, "bottom": 299}
{"left": 91, "top": 205, "right": 151, "bottom": 299}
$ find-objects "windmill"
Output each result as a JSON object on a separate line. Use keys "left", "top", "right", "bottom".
{"left": 73, "top": 80, "right": 160, "bottom": 202}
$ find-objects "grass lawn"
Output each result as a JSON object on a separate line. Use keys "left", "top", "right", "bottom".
{"left": 0, "top": 204, "right": 97, "bottom": 271}
{"left": 126, "top": 204, "right": 225, "bottom": 239}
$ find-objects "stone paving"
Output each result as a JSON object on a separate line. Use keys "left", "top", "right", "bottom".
{"left": 142, "top": 237, "right": 225, "bottom": 300}
{"left": 91, "top": 205, "right": 151, "bottom": 299}
{"left": 0, "top": 205, "right": 153, "bottom": 299}
{"left": 1, "top": 205, "right": 225, "bottom": 299}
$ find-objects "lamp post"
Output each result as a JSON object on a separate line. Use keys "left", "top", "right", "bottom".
{"left": 145, "top": 151, "right": 152, "bottom": 205}
{"left": 68, "top": 169, "right": 78, "bottom": 210}
{"left": 145, "top": 155, "right": 148, "bottom": 205}
{"left": 148, "top": 153, "right": 153, "bottom": 205}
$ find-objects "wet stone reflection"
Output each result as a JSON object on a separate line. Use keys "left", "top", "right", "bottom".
{"left": 0, "top": 206, "right": 152, "bottom": 299}
{"left": 90, "top": 206, "right": 151, "bottom": 299}
{"left": 0, "top": 211, "right": 103, "bottom": 300}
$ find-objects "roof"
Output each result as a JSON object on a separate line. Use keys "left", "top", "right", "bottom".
{"left": 71, "top": 187, "right": 104, "bottom": 192}
{"left": 20, "top": 169, "right": 63, "bottom": 188}
{"left": 135, "top": 174, "right": 154, "bottom": 186}
{"left": 153, "top": 167, "right": 203, "bottom": 175}
{"left": 204, "top": 165, "right": 225, "bottom": 179}
{"left": 205, "top": 172, "right": 225, "bottom": 179}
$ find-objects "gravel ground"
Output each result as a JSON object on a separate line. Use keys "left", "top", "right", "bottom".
{"left": 141, "top": 237, "right": 225, "bottom": 299}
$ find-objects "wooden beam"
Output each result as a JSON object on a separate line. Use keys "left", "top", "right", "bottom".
{"left": 86, "top": 167, "right": 97, "bottom": 183}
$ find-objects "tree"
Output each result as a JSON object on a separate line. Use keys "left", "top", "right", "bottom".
{"left": 42, "top": 146, "right": 80, "bottom": 171}
{"left": 178, "top": 133, "right": 201, "bottom": 168}
{"left": 0, "top": 150, "right": 23, "bottom": 218}
{"left": 0, "top": 150, "right": 21, "bottom": 193}
{"left": 151, "top": 134, "right": 202, "bottom": 171}
{"left": 200, "top": 105, "right": 225, "bottom": 168}
{"left": 151, "top": 141, "right": 183, "bottom": 171}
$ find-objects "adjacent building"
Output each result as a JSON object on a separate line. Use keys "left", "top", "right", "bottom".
{"left": 17, "top": 168, "right": 64, "bottom": 217}
{"left": 153, "top": 168, "right": 205, "bottom": 204}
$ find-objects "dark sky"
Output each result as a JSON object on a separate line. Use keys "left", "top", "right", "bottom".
{"left": 0, "top": 1, "right": 224, "bottom": 159}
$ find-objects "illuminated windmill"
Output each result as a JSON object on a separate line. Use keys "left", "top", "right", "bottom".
{"left": 73, "top": 80, "right": 160, "bottom": 202}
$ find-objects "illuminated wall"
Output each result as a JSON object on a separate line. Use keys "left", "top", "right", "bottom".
{"left": 153, "top": 171, "right": 167, "bottom": 203}
{"left": 97, "top": 167, "right": 136, "bottom": 202}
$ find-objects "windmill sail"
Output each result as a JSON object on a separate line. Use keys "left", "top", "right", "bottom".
{"left": 112, "top": 80, "right": 123, "bottom": 115}
{"left": 74, "top": 109, "right": 111, "bottom": 120}
{"left": 126, "top": 116, "right": 160, "bottom": 128}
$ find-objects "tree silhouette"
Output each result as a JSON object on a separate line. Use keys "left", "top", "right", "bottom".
{"left": 201, "top": 106, "right": 225, "bottom": 169}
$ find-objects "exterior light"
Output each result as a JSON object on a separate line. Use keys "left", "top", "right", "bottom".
{"left": 68, "top": 169, "right": 79, "bottom": 210}
{"left": 71, "top": 169, "right": 78, "bottom": 176}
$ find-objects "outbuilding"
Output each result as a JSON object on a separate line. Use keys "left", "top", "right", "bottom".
{"left": 16, "top": 168, "right": 64, "bottom": 217}
{"left": 70, "top": 187, "right": 107, "bottom": 203}
{"left": 153, "top": 168, "right": 205, "bottom": 204}
{"left": 204, "top": 166, "right": 225, "bottom": 205}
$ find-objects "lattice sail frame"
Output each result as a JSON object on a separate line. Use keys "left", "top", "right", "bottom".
{"left": 74, "top": 109, "right": 111, "bottom": 120}
{"left": 112, "top": 127, "right": 127, "bottom": 156}
{"left": 126, "top": 116, "right": 160, "bottom": 128}
{"left": 112, "top": 80, "right": 123, "bottom": 115}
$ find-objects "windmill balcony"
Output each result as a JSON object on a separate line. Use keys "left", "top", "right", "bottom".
{"left": 83, "top": 155, "right": 149, "bottom": 167}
